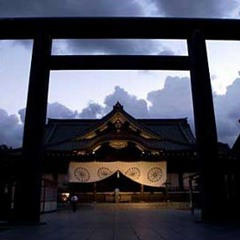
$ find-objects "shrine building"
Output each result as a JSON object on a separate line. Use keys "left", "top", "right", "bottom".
{"left": 43, "top": 102, "right": 198, "bottom": 203}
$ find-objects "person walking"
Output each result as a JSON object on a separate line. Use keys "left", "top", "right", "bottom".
{"left": 70, "top": 194, "right": 78, "bottom": 212}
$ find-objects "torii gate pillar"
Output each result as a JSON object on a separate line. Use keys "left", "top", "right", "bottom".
{"left": 188, "top": 30, "right": 226, "bottom": 221}
{"left": 13, "top": 32, "right": 52, "bottom": 223}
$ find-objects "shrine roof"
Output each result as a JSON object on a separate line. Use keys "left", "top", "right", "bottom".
{"left": 44, "top": 103, "right": 196, "bottom": 152}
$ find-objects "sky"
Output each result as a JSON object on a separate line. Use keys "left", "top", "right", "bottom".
{"left": 1, "top": 0, "right": 240, "bottom": 148}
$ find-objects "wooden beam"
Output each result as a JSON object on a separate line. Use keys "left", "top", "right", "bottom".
{"left": 0, "top": 17, "right": 240, "bottom": 40}
{"left": 50, "top": 55, "right": 189, "bottom": 70}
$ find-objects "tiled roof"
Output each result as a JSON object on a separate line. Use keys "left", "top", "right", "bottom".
{"left": 44, "top": 119, "right": 97, "bottom": 144}
{"left": 44, "top": 103, "right": 196, "bottom": 152}
{"left": 139, "top": 119, "right": 195, "bottom": 144}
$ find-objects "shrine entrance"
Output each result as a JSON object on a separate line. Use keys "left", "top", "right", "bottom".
{"left": 65, "top": 171, "right": 166, "bottom": 203}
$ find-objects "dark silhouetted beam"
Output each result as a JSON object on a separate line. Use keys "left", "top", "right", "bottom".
{"left": 50, "top": 55, "right": 189, "bottom": 70}
{"left": 0, "top": 17, "right": 240, "bottom": 40}
{"left": 13, "top": 33, "right": 52, "bottom": 223}
{"left": 188, "top": 30, "right": 225, "bottom": 221}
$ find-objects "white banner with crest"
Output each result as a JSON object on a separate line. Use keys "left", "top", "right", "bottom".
{"left": 69, "top": 161, "right": 167, "bottom": 187}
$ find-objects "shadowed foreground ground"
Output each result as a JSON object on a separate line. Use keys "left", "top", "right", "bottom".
{"left": 1, "top": 204, "right": 240, "bottom": 240}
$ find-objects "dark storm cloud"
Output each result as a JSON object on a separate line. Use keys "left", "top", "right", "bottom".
{"left": 1, "top": 0, "right": 238, "bottom": 56}
{"left": 47, "top": 102, "right": 78, "bottom": 119}
{"left": 77, "top": 86, "right": 149, "bottom": 118}
{"left": 4, "top": 0, "right": 235, "bottom": 64}
{"left": 213, "top": 78, "right": 240, "bottom": 145}
{"left": 0, "top": 0, "right": 144, "bottom": 17}
{"left": 0, "top": 109, "right": 23, "bottom": 147}
{"left": 152, "top": 0, "right": 238, "bottom": 18}
{"left": 146, "top": 76, "right": 195, "bottom": 143}
{"left": 0, "top": 0, "right": 237, "bottom": 18}
{"left": 0, "top": 0, "right": 173, "bottom": 56}
{"left": 55, "top": 39, "right": 160, "bottom": 56}
{"left": 103, "top": 86, "right": 149, "bottom": 118}
{"left": 147, "top": 76, "right": 193, "bottom": 118}
{"left": 18, "top": 102, "right": 77, "bottom": 123}
{"left": 78, "top": 102, "right": 103, "bottom": 119}
{"left": 147, "top": 76, "right": 240, "bottom": 147}
{"left": 18, "top": 108, "right": 25, "bottom": 124}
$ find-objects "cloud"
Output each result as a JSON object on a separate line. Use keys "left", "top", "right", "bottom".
{"left": 2, "top": 76, "right": 240, "bottom": 148}
{"left": 78, "top": 102, "right": 103, "bottom": 119}
{"left": 0, "top": 0, "right": 144, "bottom": 17}
{"left": 76, "top": 86, "right": 149, "bottom": 119}
{"left": 55, "top": 39, "right": 161, "bottom": 56}
{"left": 103, "top": 86, "right": 149, "bottom": 118}
{"left": 151, "top": 0, "right": 239, "bottom": 18}
{"left": 47, "top": 102, "right": 77, "bottom": 119}
{"left": 0, "top": 0, "right": 238, "bottom": 18}
{"left": 0, "top": 109, "right": 23, "bottom": 147}
{"left": 0, "top": 1, "right": 179, "bottom": 59}
{"left": 146, "top": 76, "right": 240, "bottom": 146}
{"left": 146, "top": 75, "right": 240, "bottom": 147}
{"left": 147, "top": 76, "right": 193, "bottom": 118}
{"left": 6, "top": 0, "right": 237, "bottom": 57}
{"left": 18, "top": 102, "right": 78, "bottom": 123}
{"left": 1, "top": 1, "right": 239, "bottom": 58}
{"left": 213, "top": 78, "right": 240, "bottom": 145}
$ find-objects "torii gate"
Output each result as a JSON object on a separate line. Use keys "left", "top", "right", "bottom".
{"left": 0, "top": 17, "right": 239, "bottom": 223}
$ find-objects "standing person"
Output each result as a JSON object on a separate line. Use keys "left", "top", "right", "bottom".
{"left": 70, "top": 194, "right": 78, "bottom": 212}
{"left": 114, "top": 188, "right": 120, "bottom": 204}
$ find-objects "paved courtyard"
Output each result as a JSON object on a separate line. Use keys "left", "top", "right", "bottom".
{"left": 1, "top": 204, "right": 240, "bottom": 240}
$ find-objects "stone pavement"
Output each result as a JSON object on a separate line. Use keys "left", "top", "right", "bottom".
{"left": 1, "top": 204, "right": 240, "bottom": 240}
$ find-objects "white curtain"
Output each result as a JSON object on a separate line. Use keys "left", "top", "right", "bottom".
{"left": 69, "top": 161, "right": 167, "bottom": 187}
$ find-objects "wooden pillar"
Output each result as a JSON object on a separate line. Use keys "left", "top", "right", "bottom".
{"left": 140, "top": 184, "right": 144, "bottom": 201}
{"left": 187, "top": 30, "right": 226, "bottom": 221}
{"left": 93, "top": 182, "right": 97, "bottom": 202}
{"left": 13, "top": 31, "right": 52, "bottom": 223}
{"left": 189, "top": 176, "right": 194, "bottom": 215}
{"left": 178, "top": 172, "right": 184, "bottom": 191}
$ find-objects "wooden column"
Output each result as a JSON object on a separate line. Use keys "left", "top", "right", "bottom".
{"left": 13, "top": 31, "right": 52, "bottom": 223}
{"left": 178, "top": 172, "right": 184, "bottom": 191}
{"left": 140, "top": 184, "right": 144, "bottom": 201}
{"left": 187, "top": 30, "right": 226, "bottom": 221}
{"left": 93, "top": 182, "right": 97, "bottom": 202}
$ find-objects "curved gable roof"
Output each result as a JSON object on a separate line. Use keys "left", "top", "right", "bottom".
{"left": 75, "top": 102, "right": 162, "bottom": 141}
{"left": 44, "top": 103, "right": 196, "bottom": 152}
